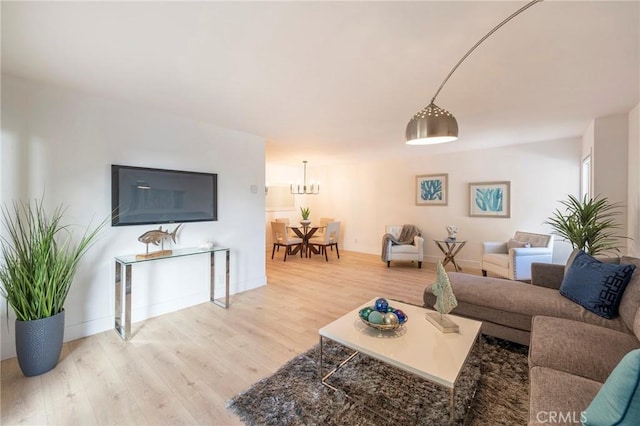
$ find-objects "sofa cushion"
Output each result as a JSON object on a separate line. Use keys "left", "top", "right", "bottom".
{"left": 529, "top": 316, "right": 640, "bottom": 383}
{"left": 635, "top": 307, "right": 640, "bottom": 342}
{"left": 619, "top": 256, "right": 640, "bottom": 332}
{"left": 391, "top": 243, "right": 419, "bottom": 254}
{"left": 508, "top": 239, "right": 531, "bottom": 250}
{"left": 514, "top": 231, "right": 551, "bottom": 248}
{"left": 529, "top": 366, "right": 601, "bottom": 426}
{"left": 477, "top": 321, "right": 531, "bottom": 346}
{"left": 531, "top": 263, "right": 565, "bottom": 290}
{"left": 559, "top": 251, "right": 636, "bottom": 319}
{"left": 582, "top": 349, "right": 640, "bottom": 426}
{"left": 429, "top": 273, "right": 630, "bottom": 334}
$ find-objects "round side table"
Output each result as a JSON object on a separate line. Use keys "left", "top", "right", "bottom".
{"left": 434, "top": 240, "right": 467, "bottom": 271}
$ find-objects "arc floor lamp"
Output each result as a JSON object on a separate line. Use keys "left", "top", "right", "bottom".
{"left": 406, "top": 0, "right": 544, "bottom": 145}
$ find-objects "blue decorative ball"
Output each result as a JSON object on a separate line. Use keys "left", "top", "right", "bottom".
{"left": 375, "top": 298, "right": 389, "bottom": 312}
{"left": 393, "top": 309, "right": 407, "bottom": 324}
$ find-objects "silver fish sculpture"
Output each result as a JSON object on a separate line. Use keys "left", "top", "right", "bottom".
{"left": 138, "top": 224, "right": 182, "bottom": 252}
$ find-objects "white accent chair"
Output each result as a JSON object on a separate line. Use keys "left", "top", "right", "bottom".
{"left": 481, "top": 231, "right": 554, "bottom": 281}
{"left": 383, "top": 225, "right": 424, "bottom": 268}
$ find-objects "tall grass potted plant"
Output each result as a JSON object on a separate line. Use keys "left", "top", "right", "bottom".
{"left": 545, "top": 195, "right": 625, "bottom": 256}
{"left": 0, "top": 199, "right": 104, "bottom": 376}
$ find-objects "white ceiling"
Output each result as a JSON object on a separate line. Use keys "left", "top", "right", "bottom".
{"left": 2, "top": 1, "right": 638, "bottom": 165}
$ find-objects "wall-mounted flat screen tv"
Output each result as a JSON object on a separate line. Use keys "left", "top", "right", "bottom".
{"left": 111, "top": 165, "right": 218, "bottom": 226}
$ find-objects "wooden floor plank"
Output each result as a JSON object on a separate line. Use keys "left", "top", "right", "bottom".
{"left": 39, "top": 344, "right": 98, "bottom": 425}
{"left": 0, "top": 251, "right": 474, "bottom": 424}
{"left": 94, "top": 331, "right": 200, "bottom": 425}
{"left": 0, "top": 358, "right": 47, "bottom": 425}
{"left": 67, "top": 336, "right": 148, "bottom": 425}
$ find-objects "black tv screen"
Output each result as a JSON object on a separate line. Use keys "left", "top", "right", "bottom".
{"left": 111, "top": 165, "right": 217, "bottom": 226}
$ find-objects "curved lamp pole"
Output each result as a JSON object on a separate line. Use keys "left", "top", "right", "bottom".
{"left": 406, "top": 0, "right": 544, "bottom": 145}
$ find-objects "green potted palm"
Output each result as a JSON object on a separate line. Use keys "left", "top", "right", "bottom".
{"left": 545, "top": 195, "right": 625, "bottom": 256}
{"left": 0, "top": 199, "right": 104, "bottom": 376}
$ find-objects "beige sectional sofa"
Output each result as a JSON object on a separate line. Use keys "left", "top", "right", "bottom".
{"left": 423, "top": 255, "right": 640, "bottom": 425}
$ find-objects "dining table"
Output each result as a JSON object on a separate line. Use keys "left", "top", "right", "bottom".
{"left": 288, "top": 224, "right": 326, "bottom": 257}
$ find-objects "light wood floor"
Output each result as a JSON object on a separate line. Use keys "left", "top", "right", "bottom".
{"left": 1, "top": 251, "right": 478, "bottom": 425}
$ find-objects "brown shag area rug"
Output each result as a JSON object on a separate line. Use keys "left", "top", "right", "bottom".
{"left": 228, "top": 336, "right": 528, "bottom": 425}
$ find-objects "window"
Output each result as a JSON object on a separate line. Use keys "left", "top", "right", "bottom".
{"left": 266, "top": 185, "right": 295, "bottom": 211}
{"left": 581, "top": 154, "right": 592, "bottom": 200}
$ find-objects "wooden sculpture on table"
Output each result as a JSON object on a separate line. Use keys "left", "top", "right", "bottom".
{"left": 426, "top": 261, "right": 459, "bottom": 333}
{"left": 136, "top": 224, "right": 182, "bottom": 260}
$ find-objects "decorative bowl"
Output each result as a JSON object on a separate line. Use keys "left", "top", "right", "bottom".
{"left": 358, "top": 298, "right": 408, "bottom": 331}
{"left": 360, "top": 319, "right": 407, "bottom": 331}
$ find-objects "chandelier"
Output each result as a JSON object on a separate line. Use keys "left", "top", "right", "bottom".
{"left": 290, "top": 161, "right": 319, "bottom": 195}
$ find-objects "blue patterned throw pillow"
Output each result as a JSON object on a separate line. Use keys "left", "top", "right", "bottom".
{"left": 559, "top": 250, "right": 636, "bottom": 319}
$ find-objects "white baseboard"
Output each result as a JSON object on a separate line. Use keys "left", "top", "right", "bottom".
{"left": 424, "top": 255, "right": 481, "bottom": 270}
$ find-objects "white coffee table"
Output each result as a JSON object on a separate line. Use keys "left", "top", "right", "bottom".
{"left": 319, "top": 299, "right": 482, "bottom": 425}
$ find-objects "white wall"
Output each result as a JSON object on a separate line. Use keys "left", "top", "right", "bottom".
{"left": 593, "top": 114, "right": 629, "bottom": 243}
{"left": 629, "top": 103, "right": 640, "bottom": 256}
{"left": 1, "top": 75, "right": 267, "bottom": 360}
{"left": 583, "top": 113, "right": 631, "bottom": 254}
{"left": 267, "top": 138, "right": 581, "bottom": 268}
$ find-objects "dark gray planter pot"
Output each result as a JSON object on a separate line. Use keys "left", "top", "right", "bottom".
{"left": 15, "top": 310, "right": 65, "bottom": 377}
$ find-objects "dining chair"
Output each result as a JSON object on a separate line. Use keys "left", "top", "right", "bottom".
{"left": 271, "top": 221, "right": 303, "bottom": 261}
{"left": 313, "top": 216, "right": 334, "bottom": 237}
{"left": 275, "top": 217, "right": 297, "bottom": 238}
{"left": 309, "top": 221, "right": 340, "bottom": 261}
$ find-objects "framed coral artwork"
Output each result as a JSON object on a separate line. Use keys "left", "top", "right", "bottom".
{"left": 469, "top": 181, "right": 511, "bottom": 217}
{"left": 416, "top": 174, "right": 448, "bottom": 206}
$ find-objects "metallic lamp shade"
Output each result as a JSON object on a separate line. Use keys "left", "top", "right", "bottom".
{"left": 405, "top": 102, "right": 458, "bottom": 145}
{"left": 403, "top": 1, "right": 543, "bottom": 146}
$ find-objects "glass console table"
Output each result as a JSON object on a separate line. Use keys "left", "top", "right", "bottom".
{"left": 114, "top": 247, "right": 230, "bottom": 340}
